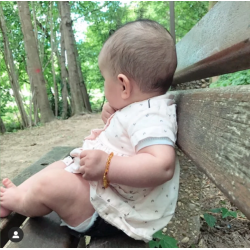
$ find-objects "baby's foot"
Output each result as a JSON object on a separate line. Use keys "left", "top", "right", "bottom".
{"left": 0, "top": 178, "right": 22, "bottom": 217}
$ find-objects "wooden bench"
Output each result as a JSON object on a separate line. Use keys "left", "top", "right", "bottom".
{"left": 1, "top": 1, "right": 249, "bottom": 248}
{"left": 172, "top": 1, "right": 250, "bottom": 220}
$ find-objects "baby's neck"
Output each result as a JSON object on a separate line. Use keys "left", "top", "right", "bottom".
{"left": 130, "top": 89, "right": 163, "bottom": 104}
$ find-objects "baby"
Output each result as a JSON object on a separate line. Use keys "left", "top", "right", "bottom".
{"left": 0, "top": 19, "right": 179, "bottom": 242}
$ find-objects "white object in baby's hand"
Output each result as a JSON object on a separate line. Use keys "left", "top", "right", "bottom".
{"left": 70, "top": 148, "right": 83, "bottom": 157}
{"left": 69, "top": 157, "right": 81, "bottom": 172}
{"left": 64, "top": 148, "right": 84, "bottom": 173}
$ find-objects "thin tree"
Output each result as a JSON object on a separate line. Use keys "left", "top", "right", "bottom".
{"left": 59, "top": 1, "right": 87, "bottom": 115}
{"left": 0, "top": 116, "right": 6, "bottom": 134}
{"left": 31, "top": 1, "right": 40, "bottom": 124}
{"left": 59, "top": 5, "right": 70, "bottom": 119}
{"left": 50, "top": 1, "right": 59, "bottom": 117}
{"left": 169, "top": 1, "right": 176, "bottom": 45}
{"left": 73, "top": 34, "right": 92, "bottom": 112}
{"left": 17, "top": 1, "right": 54, "bottom": 123}
{"left": 0, "top": 3, "right": 29, "bottom": 128}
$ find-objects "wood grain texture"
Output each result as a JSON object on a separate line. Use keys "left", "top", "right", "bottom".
{"left": 171, "top": 85, "right": 250, "bottom": 219}
{"left": 173, "top": 1, "right": 250, "bottom": 85}
{"left": 0, "top": 213, "right": 26, "bottom": 248}
{"left": 7, "top": 212, "right": 78, "bottom": 248}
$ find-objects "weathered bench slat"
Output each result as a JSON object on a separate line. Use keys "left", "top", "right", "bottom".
{"left": 7, "top": 212, "right": 79, "bottom": 248}
{"left": 0, "top": 213, "right": 26, "bottom": 248}
{"left": 1, "top": 146, "right": 74, "bottom": 248}
{"left": 173, "top": 1, "right": 250, "bottom": 85}
{"left": 172, "top": 85, "right": 250, "bottom": 219}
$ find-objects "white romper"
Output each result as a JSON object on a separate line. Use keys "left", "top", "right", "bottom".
{"left": 66, "top": 93, "right": 180, "bottom": 242}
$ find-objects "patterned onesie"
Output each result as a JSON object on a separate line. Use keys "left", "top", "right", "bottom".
{"left": 66, "top": 93, "right": 180, "bottom": 242}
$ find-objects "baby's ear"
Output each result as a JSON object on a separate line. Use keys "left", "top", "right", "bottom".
{"left": 117, "top": 74, "right": 131, "bottom": 99}
{"left": 117, "top": 74, "right": 128, "bottom": 84}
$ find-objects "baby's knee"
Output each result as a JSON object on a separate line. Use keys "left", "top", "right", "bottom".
{"left": 31, "top": 176, "right": 49, "bottom": 199}
{"left": 31, "top": 169, "right": 62, "bottom": 199}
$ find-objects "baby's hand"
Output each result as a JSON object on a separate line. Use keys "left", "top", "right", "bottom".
{"left": 79, "top": 150, "right": 109, "bottom": 181}
{"left": 101, "top": 102, "right": 116, "bottom": 124}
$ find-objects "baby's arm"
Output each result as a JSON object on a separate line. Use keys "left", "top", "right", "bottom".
{"left": 108, "top": 144, "right": 175, "bottom": 188}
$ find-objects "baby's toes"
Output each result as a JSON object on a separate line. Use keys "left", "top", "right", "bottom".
{"left": 2, "top": 178, "right": 16, "bottom": 188}
{"left": 0, "top": 187, "right": 6, "bottom": 200}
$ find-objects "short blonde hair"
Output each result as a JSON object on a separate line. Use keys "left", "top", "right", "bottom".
{"left": 100, "top": 20, "right": 177, "bottom": 94}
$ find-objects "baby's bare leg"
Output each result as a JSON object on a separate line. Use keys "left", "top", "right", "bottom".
{"left": 17, "top": 160, "right": 67, "bottom": 192}
{"left": 0, "top": 160, "right": 67, "bottom": 217}
{"left": 0, "top": 169, "right": 95, "bottom": 227}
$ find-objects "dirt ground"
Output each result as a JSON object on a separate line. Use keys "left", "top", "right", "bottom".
{"left": 0, "top": 113, "right": 103, "bottom": 179}
{"left": 0, "top": 113, "right": 249, "bottom": 248}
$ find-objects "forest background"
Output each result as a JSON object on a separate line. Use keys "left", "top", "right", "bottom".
{"left": 0, "top": 1, "right": 250, "bottom": 133}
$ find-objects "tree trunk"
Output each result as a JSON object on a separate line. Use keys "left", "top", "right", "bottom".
{"left": 0, "top": 4, "right": 30, "bottom": 128}
{"left": 73, "top": 34, "right": 92, "bottom": 112}
{"left": 169, "top": 1, "right": 176, "bottom": 45}
{"left": 39, "top": 7, "right": 50, "bottom": 66}
{"left": 27, "top": 64, "right": 40, "bottom": 125}
{"left": 17, "top": 1, "right": 54, "bottom": 123}
{"left": 59, "top": 10, "right": 70, "bottom": 119}
{"left": 31, "top": 2, "right": 39, "bottom": 48}
{"left": 50, "top": 2, "right": 59, "bottom": 117}
{"left": 59, "top": 1, "right": 85, "bottom": 115}
{"left": 0, "top": 116, "right": 6, "bottom": 134}
{"left": 23, "top": 55, "right": 39, "bottom": 125}
{"left": 30, "top": 2, "right": 40, "bottom": 125}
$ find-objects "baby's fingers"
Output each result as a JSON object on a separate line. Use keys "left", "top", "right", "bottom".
{"left": 167, "top": 99, "right": 175, "bottom": 106}
{"left": 79, "top": 165, "right": 85, "bottom": 175}
{"left": 166, "top": 94, "right": 174, "bottom": 100}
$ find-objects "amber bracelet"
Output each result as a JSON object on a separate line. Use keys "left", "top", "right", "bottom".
{"left": 103, "top": 152, "right": 114, "bottom": 188}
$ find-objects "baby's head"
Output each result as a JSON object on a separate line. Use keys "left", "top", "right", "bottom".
{"left": 98, "top": 19, "right": 177, "bottom": 110}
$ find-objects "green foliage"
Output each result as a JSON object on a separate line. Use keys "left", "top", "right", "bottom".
{"left": 210, "top": 70, "right": 250, "bottom": 88}
{"left": 221, "top": 208, "right": 237, "bottom": 219}
{"left": 203, "top": 213, "right": 217, "bottom": 227}
{"left": 4, "top": 119, "right": 21, "bottom": 132}
{"left": 209, "top": 208, "right": 222, "bottom": 213}
{"left": 149, "top": 230, "right": 178, "bottom": 248}
{"left": 203, "top": 207, "right": 238, "bottom": 227}
{"left": 175, "top": 1, "right": 208, "bottom": 42}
